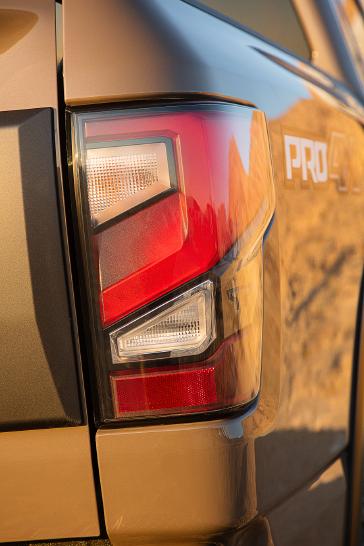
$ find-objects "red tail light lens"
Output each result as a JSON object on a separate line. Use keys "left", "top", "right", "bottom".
{"left": 111, "top": 366, "right": 218, "bottom": 415}
{"left": 70, "top": 102, "right": 274, "bottom": 423}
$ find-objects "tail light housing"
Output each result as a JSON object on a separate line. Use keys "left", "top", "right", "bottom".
{"left": 70, "top": 102, "right": 275, "bottom": 423}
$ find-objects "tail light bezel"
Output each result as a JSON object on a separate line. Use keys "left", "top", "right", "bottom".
{"left": 68, "top": 100, "right": 274, "bottom": 426}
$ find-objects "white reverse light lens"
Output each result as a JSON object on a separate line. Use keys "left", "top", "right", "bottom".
{"left": 85, "top": 141, "right": 172, "bottom": 227}
{"left": 110, "top": 281, "right": 216, "bottom": 362}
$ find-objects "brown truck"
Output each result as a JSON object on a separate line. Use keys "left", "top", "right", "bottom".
{"left": 1, "top": 1, "right": 364, "bottom": 545}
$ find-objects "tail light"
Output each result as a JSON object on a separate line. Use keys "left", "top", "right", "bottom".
{"left": 70, "top": 102, "right": 275, "bottom": 423}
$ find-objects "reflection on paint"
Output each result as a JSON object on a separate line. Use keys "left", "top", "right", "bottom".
{"left": 0, "top": 10, "right": 37, "bottom": 54}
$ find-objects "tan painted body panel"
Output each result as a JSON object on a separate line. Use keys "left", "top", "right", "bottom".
{"left": 63, "top": 2, "right": 364, "bottom": 544}
{"left": 0, "top": 1, "right": 100, "bottom": 542}
{"left": 97, "top": 419, "right": 256, "bottom": 545}
{"left": 0, "top": 0, "right": 57, "bottom": 111}
{"left": 62, "top": 0, "right": 257, "bottom": 106}
{"left": 62, "top": 0, "right": 359, "bottom": 110}
{"left": 268, "top": 459, "right": 346, "bottom": 544}
{"left": 0, "top": 426, "right": 99, "bottom": 542}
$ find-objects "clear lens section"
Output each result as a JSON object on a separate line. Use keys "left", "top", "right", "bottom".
{"left": 110, "top": 281, "right": 215, "bottom": 362}
{"left": 119, "top": 296, "right": 206, "bottom": 352}
{"left": 85, "top": 140, "right": 172, "bottom": 227}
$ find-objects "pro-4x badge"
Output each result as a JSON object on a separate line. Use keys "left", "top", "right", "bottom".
{"left": 283, "top": 132, "right": 361, "bottom": 193}
{"left": 284, "top": 135, "right": 327, "bottom": 183}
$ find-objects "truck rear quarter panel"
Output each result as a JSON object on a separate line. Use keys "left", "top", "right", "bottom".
{"left": 0, "top": 1, "right": 99, "bottom": 541}
{"left": 0, "top": 0, "right": 358, "bottom": 544}
{"left": 62, "top": 1, "right": 364, "bottom": 544}
{"left": 64, "top": 0, "right": 364, "bottom": 544}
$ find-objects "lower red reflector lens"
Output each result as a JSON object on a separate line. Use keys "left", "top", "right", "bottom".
{"left": 111, "top": 366, "right": 217, "bottom": 415}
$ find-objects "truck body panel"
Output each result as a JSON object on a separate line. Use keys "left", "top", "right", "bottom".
{"left": 0, "top": 0, "right": 363, "bottom": 543}
{"left": 0, "top": 1, "right": 99, "bottom": 540}
{"left": 62, "top": 1, "right": 364, "bottom": 543}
